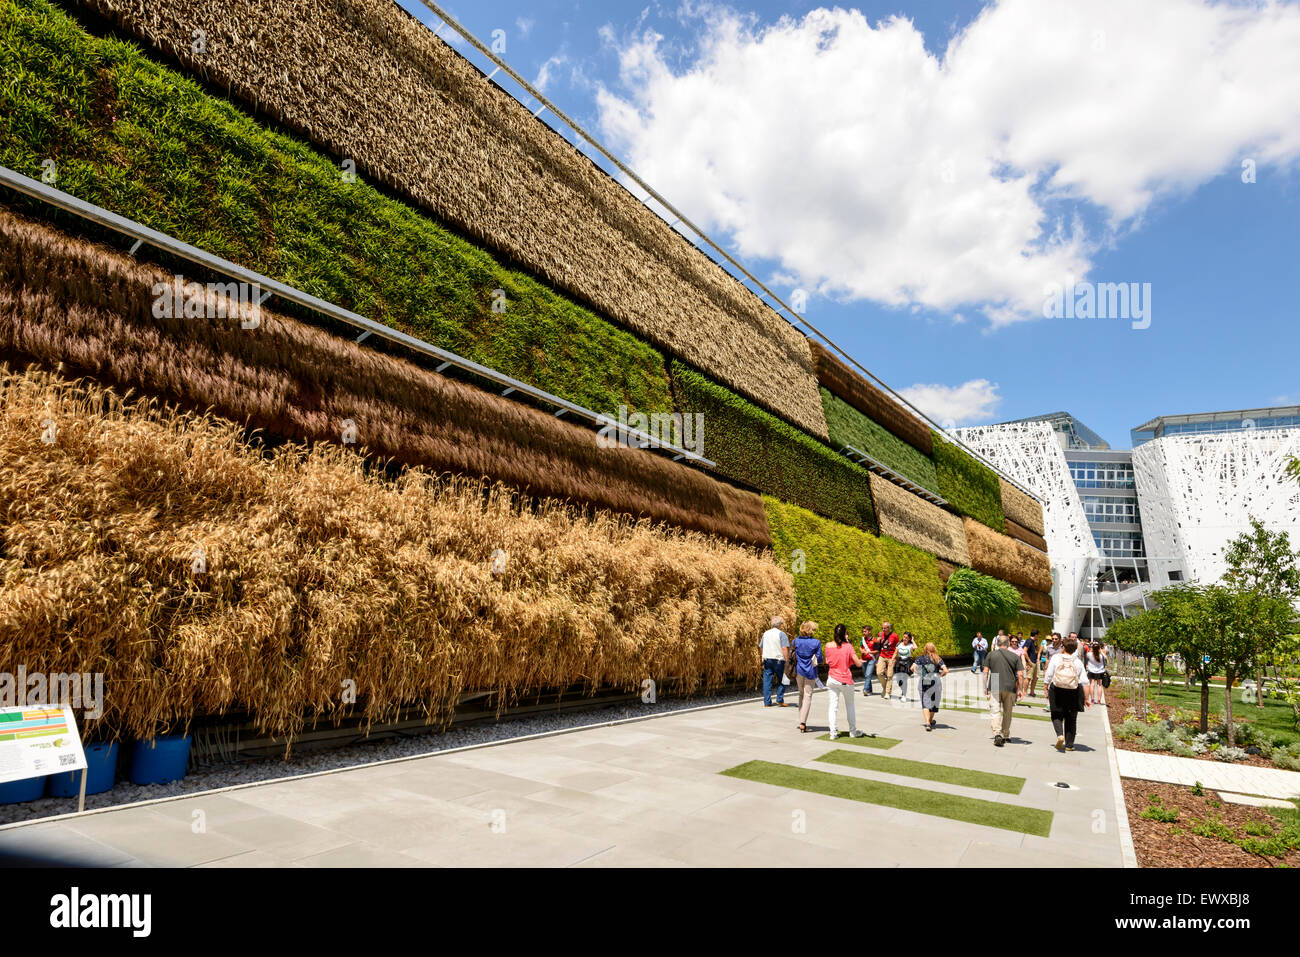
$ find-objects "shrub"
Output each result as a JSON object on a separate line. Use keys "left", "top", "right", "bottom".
{"left": 0, "top": 0, "right": 675, "bottom": 417}
{"left": 1214, "top": 747, "right": 1248, "bottom": 763}
{"left": 1115, "top": 718, "right": 1145, "bottom": 740}
{"left": 932, "top": 433, "right": 1005, "bottom": 530}
{"left": 0, "top": 366, "right": 796, "bottom": 744}
{"left": 673, "top": 363, "right": 878, "bottom": 533}
{"left": 821, "top": 388, "right": 938, "bottom": 490}
{"left": 1139, "top": 723, "right": 1181, "bottom": 752}
{"left": 763, "top": 497, "right": 955, "bottom": 654}
{"left": 1140, "top": 805, "right": 1180, "bottom": 823}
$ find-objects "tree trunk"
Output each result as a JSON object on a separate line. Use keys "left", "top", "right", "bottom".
{"left": 1157, "top": 656, "right": 1165, "bottom": 691}
{"left": 1224, "top": 666, "right": 1236, "bottom": 747}
{"left": 1200, "top": 674, "right": 1210, "bottom": 733}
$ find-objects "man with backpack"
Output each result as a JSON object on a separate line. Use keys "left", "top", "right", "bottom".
{"left": 983, "top": 634, "right": 1022, "bottom": 747}
{"left": 1045, "top": 636, "right": 1086, "bottom": 751}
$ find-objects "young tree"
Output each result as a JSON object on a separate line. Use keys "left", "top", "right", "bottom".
{"left": 1223, "top": 517, "right": 1300, "bottom": 709}
{"left": 1152, "top": 585, "right": 1219, "bottom": 732}
{"left": 1199, "top": 585, "right": 1292, "bottom": 747}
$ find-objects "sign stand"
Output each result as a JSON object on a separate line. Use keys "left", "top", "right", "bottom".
{"left": 78, "top": 766, "right": 88, "bottom": 814}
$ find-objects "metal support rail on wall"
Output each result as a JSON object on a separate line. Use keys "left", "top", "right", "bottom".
{"left": 0, "top": 165, "right": 714, "bottom": 469}
{"left": 414, "top": 0, "right": 1043, "bottom": 507}
{"left": 841, "top": 444, "right": 948, "bottom": 507}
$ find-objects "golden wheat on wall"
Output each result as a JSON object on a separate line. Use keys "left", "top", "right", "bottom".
{"left": 70, "top": 0, "right": 828, "bottom": 438}
{"left": 999, "top": 478, "right": 1045, "bottom": 536}
{"left": 0, "top": 208, "right": 772, "bottom": 546}
{"left": 0, "top": 365, "right": 795, "bottom": 743}
{"left": 963, "top": 518, "right": 1054, "bottom": 593}
{"left": 867, "top": 474, "right": 969, "bottom": 566}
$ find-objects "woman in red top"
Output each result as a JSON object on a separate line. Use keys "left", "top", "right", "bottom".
{"left": 825, "top": 624, "right": 867, "bottom": 738}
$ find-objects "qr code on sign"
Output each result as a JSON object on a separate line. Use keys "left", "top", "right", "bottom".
{"left": 59, "top": 754, "right": 77, "bottom": 766}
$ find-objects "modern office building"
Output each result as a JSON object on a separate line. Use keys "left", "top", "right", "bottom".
{"left": 958, "top": 405, "right": 1300, "bottom": 639}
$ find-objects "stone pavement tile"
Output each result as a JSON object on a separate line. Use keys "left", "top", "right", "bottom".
{"left": 591, "top": 775, "right": 743, "bottom": 814}
{"left": 959, "top": 841, "right": 1101, "bottom": 868}
{"left": 516, "top": 785, "right": 647, "bottom": 821}
{"left": 61, "top": 808, "right": 254, "bottom": 867}
{"left": 194, "top": 849, "right": 294, "bottom": 868}
{"left": 361, "top": 763, "right": 496, "bottom": 802}
{"left": 401, "top": 819, "right": 613, "bottom": 867}
{"left": 294, "top": 841, "right": 428, "bottom": 867}
{"left": 0, "top": 821, "right": 137, "bottom": 867}
{"left": 195, "top": 810, "right": 355, "bottom": 861}
{"left": 620, "top": 806, "right": 768, "bottom": 850}
{"left": 735, "top": 831, "right": 861, "bottom": 866}
{"left": 1021, "top": 833, "right": 1123, "bottom": 865}
{"left": 1219, "top": 792, "right": 1296, "bottom": 810}
{"left": 571, "top": 844, "right": 687, "bottom": 867}
{"left": 145, "top": 792, "right": 283, "bottom": 827}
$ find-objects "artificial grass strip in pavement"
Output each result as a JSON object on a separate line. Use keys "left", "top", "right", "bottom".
{"left": 814, "top": 733, "right": 901, "bottom": 750}
{"left": 721, "top": 760, "right": 1052, "bottom": 836}
{"left": 947, "top": 705, "right": 1053, "bottom": 722}
{"left": 814, "top": 749, "right": 1026, "bottom": 795}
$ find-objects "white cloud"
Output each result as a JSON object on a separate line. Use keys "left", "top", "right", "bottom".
{"left": 899, "top": 379, "right": 1001, "bottom": 426}
{"left": 535, "top": 53, "right": 570, "bottom": 93}
{"left": 596, "top": 0, "right": 1300, "bottom": 324}
{"left": 516, "top": 16, "right": 535, "bottom": 38}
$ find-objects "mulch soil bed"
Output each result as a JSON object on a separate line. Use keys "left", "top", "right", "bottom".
{"left": 1122, "top": 779, "right": 1299, "bottom": 868}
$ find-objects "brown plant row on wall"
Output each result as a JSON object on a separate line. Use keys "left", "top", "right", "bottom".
{"left": 808, "top": 341, "right": 932, "bottom": 455}
{"left": 71, "top": 0, "right": 829, "bottom": 438}
{"left": 1004, "top": 518, "right": 1048, "bottom": 553}
{"left": 867, "top": 474, "right": 970, "bottom": 566}
{"left": 999, "top": 478, "right": 1045, "bottom": 536}
{"left": 1017, "top": 587, "right": 1054, "bottom": 617}
{"left": 0, "top": 365, "right": 795, "bottom": 742}
{"left": 0, "top": 209, "right": 772, "bottom": 546}
{"left": 962, "top": 517, "right": 1054, "bottom": 594}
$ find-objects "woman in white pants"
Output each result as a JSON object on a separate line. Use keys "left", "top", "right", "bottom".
{"left": 824, "top": 624, "right": 867, "bottom": 738}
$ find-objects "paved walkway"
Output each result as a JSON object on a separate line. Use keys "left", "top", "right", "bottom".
{"left": 1115, "top": 749, "right": 1300, "bottom": 799}
{"left": 0, "top": 673, "right": 1127, "bottom": 867}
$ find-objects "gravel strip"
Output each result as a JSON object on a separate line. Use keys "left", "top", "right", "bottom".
{"left": 0, "top": 688, "right": 761, "bottom": 826}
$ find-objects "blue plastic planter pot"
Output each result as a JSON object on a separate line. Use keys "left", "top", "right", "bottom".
{"left": 0, "top": 774, "right": 48, "bottom": 804}
{"left": 129, "top": 735, "right": 192, "bottom": 786}
{"left": 46, "top": 741, "right": 120, "bottom": 797}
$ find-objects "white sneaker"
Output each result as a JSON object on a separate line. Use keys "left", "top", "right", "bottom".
{"left": 849, "top": 730, "right": 866, "bottom": 738}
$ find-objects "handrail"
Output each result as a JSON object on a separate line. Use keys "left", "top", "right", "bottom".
{"left": 0, "top": 165, "right": 713, "bottom": 468}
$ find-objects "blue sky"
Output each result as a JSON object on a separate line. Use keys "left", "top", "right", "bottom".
{"left": 398, "top": 0, "right": 1300, "bottom": 449}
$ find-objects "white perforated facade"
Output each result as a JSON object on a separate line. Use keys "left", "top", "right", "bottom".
{"left": 954, "top": 421, "right": 1099, "bottom": 635}
{"left": 1132, "top": 429, "right": 1300, "bottom": 588}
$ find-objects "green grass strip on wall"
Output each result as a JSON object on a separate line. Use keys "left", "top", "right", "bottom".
{"left": 671, "top": 361, "right": 878, "bottom": 532}
{"left": 721, "top": 760, "right": 1052, "bottom": 835}
{"left": 932, "top": 433, "right": 1006, "bottom": 531}
{"left": 0, "top": 0, "right": 673, "bottom": 417}
{"left": 820, "top": 387, "right": 939, "bottom": 491}
{"left": 813, "top": 749, "right": 1026, "bottom": 794}
{"left": 764, "top": 497, "right": 956, "bottom": 653}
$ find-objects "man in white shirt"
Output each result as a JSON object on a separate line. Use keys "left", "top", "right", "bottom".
{"left": 760, "top": 616, "right": 791, "bottom": 707}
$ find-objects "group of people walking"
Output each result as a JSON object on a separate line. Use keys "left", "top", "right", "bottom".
{"left": 981, "top": 630, "right": 1109, "bottom": 751}
{"left": 759, "top": 617, "right": 948, "bottom": 738}
{"left": 759, "top": 618, "right": 1110, "bottom": 753}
